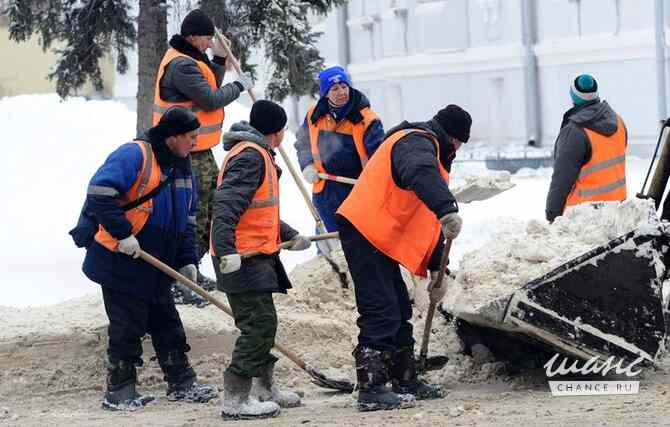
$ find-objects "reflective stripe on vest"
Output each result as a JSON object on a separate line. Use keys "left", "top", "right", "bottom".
{"left": 94, "top": 141, "right": 162, "bottom": 251}
{"left": 307, "top": 105, "right": 379, "bottom": 193}
{"left": 565, "top": 116, "right": 627, "bottom": 209}
{"left": 210, "top": 142, "right": 280, "bottom": 256}
{"left": 152, "top": 48, "right": 225, "bottom": 152}
{"left": 337, "top": 128, "right": 450, "bottom": 277}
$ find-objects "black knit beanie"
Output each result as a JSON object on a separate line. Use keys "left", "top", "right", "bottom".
{"left": 154, "top": 106, "right": 201, "bottom": 137}
{"left": 181, "top": 9, "right": 215, "bottom": 37}
{"left": 433, "top": 104, "right": 472, "bottom": 143}
{"left": 250, "top": 100, "right": 287, "bottom": 135}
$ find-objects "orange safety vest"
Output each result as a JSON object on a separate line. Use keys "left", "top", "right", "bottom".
{"left": 210, "top": 142, "right": 280, "bottom": 256}
{"left": 337, "top": 128, "right": 450, "bottom": 277}
{"left": 94, "top": 141, "right": 161, "bottom": 251}
{"left": 307, "top": 105, "right": 379, "bottom": 193}
{"left": 153, "top": 48, "right": 225, "bottom": 152}
{"left": 564, "top": 116, "right": 627, "bottom": 209}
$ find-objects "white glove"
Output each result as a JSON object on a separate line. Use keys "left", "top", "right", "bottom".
{"left": 219, "top": 254, "right": 242, "bottom": 274}
{"left": 302, "top": 164, "right": 320, "bottom": 184}
{"left": 234, "top": 73, "right": 254, "bottom": 91}
{"left": 117, "top": 235, "right": 140, "bottom": 258}
{"left": 179, "top": 264, "right": 197, "bottom": 283}
{"left": 428, "top": 270, "right": 449, "bottom": 304}
{"left": 210, "top": 35, "right": 229, "bottom": 58}
{"left": 287, "top": 235, "right": 311, "bottom": 251}
{"left": 440, "top": 212, "right": 463, "bottom": 240}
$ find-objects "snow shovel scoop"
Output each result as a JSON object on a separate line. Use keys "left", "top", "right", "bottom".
{"left": 316, "top": 173, "right": 514, "bottom": 204}
{"left": 137, "top": 243, "right": 355, "bottom": 393}
{"left": 215, "top": 27, "right": 350, "bottom": 290}
{"left": 418, "top": 239, "right": 453, "bottom": 373}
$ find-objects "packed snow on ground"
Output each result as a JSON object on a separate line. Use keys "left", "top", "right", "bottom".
{"left": 0, "top": 94, "right": 656, "bottom": 308}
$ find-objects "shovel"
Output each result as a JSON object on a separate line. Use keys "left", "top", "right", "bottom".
{"left": 417, "top": 239, "right": 453, "bottom": 373}
{"left": 316, "top": 172, "right": 514, "bottom": 204}
{"left": 138, "top": 243, "right": 355, "bottom": 393}
{"left": 215, "top": 28, "right": 350, "bottom": 290}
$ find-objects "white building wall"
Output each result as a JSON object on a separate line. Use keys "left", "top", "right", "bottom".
{"left": 292, "top": 0, "right": 670, "bottom": 158}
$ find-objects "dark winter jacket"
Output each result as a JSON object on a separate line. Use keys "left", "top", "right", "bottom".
{"left": 545, "top": 100, "right": 627, "bottom": 222}
{"left": 82, "top": 131, "right": 198, "bottom": 301}
{"left": 212, "top": 122, "right": 298, "bottom": 294}
{"left": 294, "top": 89, "right": 385, "bottom": 231}
{"left": 159, "top": 34, "right": 241, "bottom": 112}
{"left": 386, "top": 119, "right": 460, "bottom": 271}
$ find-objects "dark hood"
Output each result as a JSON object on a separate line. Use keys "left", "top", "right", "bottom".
{"left": 222, "top": 121, "right": 274, "bottom": 153}
{"left": 385, "top": 119, "right": 455, "bottom": 170}
{"left": 310, "top": 88, "right": 372, "bottom": 125}
{"left": 561, "top": 100, "right": 618, "bottom": 136}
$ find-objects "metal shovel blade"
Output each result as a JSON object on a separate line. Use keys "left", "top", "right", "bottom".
{"left": 306, "top": 366, "right": 355, "bottom": 393}
{"left": 453, "top": 182, "right": 515, "bottom": 204}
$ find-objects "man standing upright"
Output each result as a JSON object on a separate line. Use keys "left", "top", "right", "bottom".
{"left": 154, "top": 9, "right": 253, "bottom": 290}
{"left": 336, "top": 105, "right": 472, "bottom": 411}
{"left": 294, "top": 65, "right": 385, "bottom": 233}
{"left": 546, "top": 74, "right": 627, "bottom": 222}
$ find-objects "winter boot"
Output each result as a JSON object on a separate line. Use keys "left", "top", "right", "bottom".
{"left": 159, "top": 350, "right": 218, "bottom": 403}
{"left": 102, "top": 358, "right": 155, "bottom": 411}
{"left": 390, "top": 346, "right": 444, "bottom": 400}
{"left": 250, "top": 363, "right": 301, "bottom": 408}
{"left": 221, "top": 371, "right": 281, "bottom": 420}
{"left": 197, "top": 270, "right": 217, "bottom": 292}
{"left": 353, "top": 346, "right": 415, "bottom": 412}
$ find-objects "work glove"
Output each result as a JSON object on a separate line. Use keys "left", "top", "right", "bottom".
{"left": 428, "top": 270, "right": 449, "bottom": 304}
{"left": 234, "top": 73, "right": 254, "bottom": 92}
{"left": 287, "top": 235, "right": 311, "bottom": 251}
{"left": 179, "top": 264, "right": 197, "bottom": 283}
{"left": 210, "top": 34, "right": 229, "bottom": 58}
{"left": 219, "top": 254, "right": 242, "bottom": 274}
{"left": 302, "top": 164, "right": 320, "bottom": 184}
{"left": 117, "top": 235, "right": 141, "bottom": 258}
{"left": 439, "top": 212, "right": 463, "bottom": 240}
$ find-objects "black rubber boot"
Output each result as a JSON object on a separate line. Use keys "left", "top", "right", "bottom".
{"left": 390, "top": 346, "right": 444, "bottom": 400}
{"left": 159, "top": 350, "right": 218, "bottom": 403}
{"left": 102, "top": 358, "right": 155, "bottom": 411}
{"left": 354, "top": 346, "right": 415, "bottom": 412}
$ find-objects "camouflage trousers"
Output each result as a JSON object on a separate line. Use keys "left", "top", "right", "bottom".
{"left": 225, "top": 292, "right": 279, "bottom": 378}
{"left": 191, "top": 149, "right": 219, "bottom": 262}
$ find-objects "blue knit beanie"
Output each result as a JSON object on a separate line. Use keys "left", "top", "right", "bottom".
{"left": 570, "top": 74, "right": 599, "bottom": 106}
{"left": 319, "top": 66, "right": 351, "bottom": 97}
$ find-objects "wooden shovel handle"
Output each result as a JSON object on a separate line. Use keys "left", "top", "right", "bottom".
{"left": 419, "top": 239, "right": 453, "bottom": 362}
{"left": 138, "top": 249, "right": 310, "bottom": 369}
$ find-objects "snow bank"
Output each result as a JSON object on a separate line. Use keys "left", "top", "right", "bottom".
{"left": 445, "top": 198, "right": 659, "bottom": 314}
{"left": 0, "top": 94, "right": 316, "bottom": 307}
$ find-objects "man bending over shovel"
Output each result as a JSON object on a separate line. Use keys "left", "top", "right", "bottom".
{"left": 211, "top": 100, "right": 312, "bottom": 420}
{"left": 81, "top": 107, "right": 218, "bottom": 410}
{"left": 335, "top": 104, "right": 471, "bottom": 411}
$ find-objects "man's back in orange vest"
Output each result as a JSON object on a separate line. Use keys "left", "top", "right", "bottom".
{"left": 546, "top": 74, "right": 627, "bottom": 222}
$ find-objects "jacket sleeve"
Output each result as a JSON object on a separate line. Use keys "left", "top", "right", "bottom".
{"left": 294, "top": 116, "right": 314, "bottom": 170}
{"left": 363, "top": 119, "right": 385, "bottom": 157}
{"left": 545, "top": 125, "right": 590, "bottom": 222}
{"left": 174, "top": 175, "right": 199, "bottom": 269}
{"left": 85, "top": 143, "right": 144, "bottom": 240}
{"left": 391, "top": 135, "right": 459, "bottom": 219}
{"left": 211, "top": 149, "right": 264, "bottom": 256}
{"left": 168, "top": 57, "right": 241, "bottom": 111}
{"left": 279, "top": 221, "right": 299, "bottom": 242}
{"left": 212, "top": 55, "right": 227, "bottom": 87}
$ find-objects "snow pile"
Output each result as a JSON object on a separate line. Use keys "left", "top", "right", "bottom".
{"left": 445, "top": 198, "right": 659, "bottom": 314}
